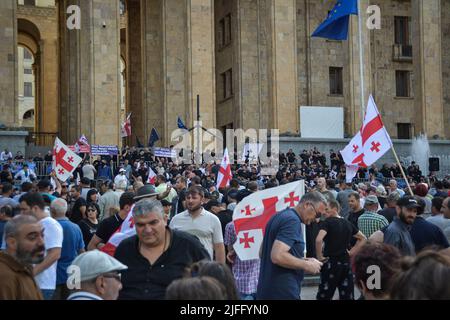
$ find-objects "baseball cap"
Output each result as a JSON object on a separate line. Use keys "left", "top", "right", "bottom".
{"left": 365, "top": 195, "right": 379, "bottom": 205}
{"left": 134, "top": 184, "right": 159, "bottom": 200}
{"left": 397, "top": 196, "right": 421, "bottom": 208}
{"left": 119, "top": 168, "right": 126, "bottom": 173}
{"left": 160, "top": 199, "right": 171, "bottom": 206}
{"left": 69, "top": 250, "right": 127, "bottom": 282}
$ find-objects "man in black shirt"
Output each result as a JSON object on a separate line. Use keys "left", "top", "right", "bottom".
{"left": 114, "top": 199, "right": 209, "bottom": 300}
{"left": 87, "top": 192, "right": 135, "bottom": 251}
{"left": 315, "top": 199, "right": 366, "bottom": 300}
{"left": 69, "top": 185, "right": 87, "bottom": 224}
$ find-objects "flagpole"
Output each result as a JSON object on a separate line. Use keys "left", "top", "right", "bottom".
{"left": 357, "top": 0, "right": 365, "bottom": 121}
{"left": 391, "top": 146, "right": 414, "bottom": 196}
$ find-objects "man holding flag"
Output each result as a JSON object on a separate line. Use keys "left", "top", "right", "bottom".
{"left": 256, "top": 191, "right": 326, "bottom": 300}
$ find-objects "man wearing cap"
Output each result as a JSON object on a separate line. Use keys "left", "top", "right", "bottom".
{"left": 357, "top": 195, "right": 389, "bottom": 238}
{"left": 383, "top": 196, "right": 419, "bottom": 256}
{"left": 114, "top": 199, "right": 209, "bottom": 300}
{"left": 67, "top": 250, "right": 127, "bottom": 300}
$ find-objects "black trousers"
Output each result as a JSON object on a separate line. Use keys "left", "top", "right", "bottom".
{"left": 316, "top": 258, "right": 354, "bottom": 300}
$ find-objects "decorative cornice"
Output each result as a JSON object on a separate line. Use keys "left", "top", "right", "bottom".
{"left": 17, "top": 5, "right": 57, "bottom": 18}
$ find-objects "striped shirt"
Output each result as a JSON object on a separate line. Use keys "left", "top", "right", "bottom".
{"left": 358, "top": 210, "right": 389, "bottom": 238}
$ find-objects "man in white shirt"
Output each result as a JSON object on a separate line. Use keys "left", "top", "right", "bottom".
{"left": 169, "top": 186, "right": 225, "bottom": 263}
{"left": 0, "top": 149, "right": 13, "bottom": 161}
{"left": 14, "top": 164, "right": 36, "bottom": 183}
{"left": 18, "top": 192, "right": 63, "bottom": 300}
{"left": 114, "top": 168, "right": 128, "bottom": 189}
{"left": 155, "top": 175, "right": 177, "bottom": 203}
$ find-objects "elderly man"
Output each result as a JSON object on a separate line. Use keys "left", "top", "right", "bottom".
{"left": 357, "top": 195, "right": 389, "bottom": 238}
{"left": 256, "top": 192, "right": 326, "bottom": 300}
{"left": 50, "top": 198, "right": 85, "bottom": 300}
{"left": 114, "top": 199, "right": 209, "bottom": 300}
{"left": 0, "top": 215, "right": 45, "bottom": 299}
{"left": 67, "top": 250, "right": 127, "bottom": 300}
{"left": 389, "top": 179, "right": 405, "bottom": 197}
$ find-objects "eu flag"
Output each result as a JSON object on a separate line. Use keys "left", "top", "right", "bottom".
{"left": 148, "top": 128, "right": 160, "bottom": 148}
{"left": 311, "top": 0, "right": 358, "bottom": 40}
{"left": 177, "top": 116, "right": 188, "bottom": 130}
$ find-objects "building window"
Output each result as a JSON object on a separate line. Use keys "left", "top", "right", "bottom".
{"left": 23, "top": 50, "right": 32, "bottom": 60}
{"left": 219, "top": 14, "right": 232, "bottom": 48}
{"left": 397, "top": 123, "right": 411, "bottom": 139}
{"left": 396, "top": 70, "right": 411, "bottom": 97}
{"left": 24, "top": 82, "right": 33, "bottom": 97}
{"left": 221, "top": 69, "right": 233, "bottom": 100}
{"left": 24, "top": 68, "right": 32, "bottom": 75}
{"left": 329, "top": 67, "right": 343, "bottom": 95}
{"left": 23, "top": 0, "right": 36, "bottom": 6}
{"left": 394, "top": 16, "right": 411, "bottom": 45}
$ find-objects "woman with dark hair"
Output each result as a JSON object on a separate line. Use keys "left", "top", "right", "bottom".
{"left": 390, "top": 250, "right": 450, "bottom": 300}
{"left": 165, "top": 276, "right": 226, "bottom": 300}
{"left": 77, "top": 203, "right": 99, "bottom": 250}
{"left": 86, "top": 189, "right": 101, "bottom": 215}
{"left": 187, "top": 260, "right": 239, "bottom": 300}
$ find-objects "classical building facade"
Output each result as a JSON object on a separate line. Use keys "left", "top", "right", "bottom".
{"left": 0, "top": 0, "right": 449, "bottom": 146}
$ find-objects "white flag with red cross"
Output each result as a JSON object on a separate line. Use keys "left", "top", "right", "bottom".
{"left": 147, "top": 167, "right": 157, "bottom": 185}
{"left": 233, "top": 180, "right": 305, "bottom": 261}
{"left": 216, "top": 148, "right": 232, "bottom": 189}
{"left": 101, "top": 205, "right": 135, "bottom": 256}
{"left": 52, "top": 137, "right": 82, "bottom": 181}
{"left": 121, "top": 113, "right": 132, "bottom": 138}
{"left": 341, "top": 95, "right": 393, "bottom": 179}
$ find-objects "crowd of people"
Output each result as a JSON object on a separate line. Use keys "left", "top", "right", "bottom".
{"left": 0, "top": 145, "right": 449, "bottom": 300}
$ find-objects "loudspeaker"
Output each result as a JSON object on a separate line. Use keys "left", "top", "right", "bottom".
{"left": 429, "top": 157, "right": 440, "bottom": 172}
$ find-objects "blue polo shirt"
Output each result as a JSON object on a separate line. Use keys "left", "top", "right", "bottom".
{"left": 410, "top": 216, "right": 449, "bottom": 253}
{"left": 256, "top": 208, "right": 305, "bottom": 300}
{"left": 56, "top": 218, "right": 85, "bottom": 285}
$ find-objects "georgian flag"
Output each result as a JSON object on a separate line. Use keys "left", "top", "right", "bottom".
{"left": 233, "top": 180, "right": 305, "bottom": 261}
{"left": 341, "top": 95, "right": 393, "bottom": 180}
{"left": 53, "top": 137, "right": 82, "bottom": 181}
{"left": 101, "top": 205, "right": 135, "bottom": 257}
{"left": 216, "top": 148, "right": 232, "bottom": 189}
{"left": 121, "top": 113, "right": 132, "bottom": 138}
{"left": 147, "top": 167, "right": 157, "bottom": 185}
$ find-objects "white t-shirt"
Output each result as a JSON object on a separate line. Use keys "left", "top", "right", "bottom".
{"left": 169, "top": 209, "right": 223, "bottom": 260}
{"left": 35, "top": 217, "right": 63, "bottom": 290}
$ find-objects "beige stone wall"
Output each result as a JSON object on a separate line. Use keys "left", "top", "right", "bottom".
{"left": 0, "top": 0, "right": 18, "bottom": 127}
{"left": 370, "top": 0, "right": 414, "bottom": 138}
{"left": 442, "top": 0, "right": 450, "bottom": 139}
{"left": 412, "top": 0, "right": 445, "bottom": 139}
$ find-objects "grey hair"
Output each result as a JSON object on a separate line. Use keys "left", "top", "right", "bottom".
{"left": 299, "top": 191, "right": 327, "bottom": 206}
{"left": 4, "top": 215, "right": 39, "bottom": 239}
{"left": 50, "top": 198, "right": 68, "bottom": 217}
{"left": 132, "top": 199, "right": 164, "bottom": 219}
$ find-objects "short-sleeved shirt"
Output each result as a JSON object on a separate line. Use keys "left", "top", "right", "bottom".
{"left": 319, "top": 216, "right": 358, "bottom": 260}
{"left": 114, "top": 229, "right": 210, "bottom": 300}
{"left": 35, "top": 217, "right": 63, "bottom": 290}
{"left": 169, "top": 209, "right": 223, "bottom": 260}
{"left": 256, "top": 208, "right": 305, "bottom": 300}
{"left": 95, "top": 213, "right": 124, "bottom": 243}
{"left": 55, "top": 218, "right": 85, "bottom": 285}
{"left": 357, "top": 211, "right": 389, "bottom": 238}
{"left": 78, "top": 219, "right": 98, "bottom": 250}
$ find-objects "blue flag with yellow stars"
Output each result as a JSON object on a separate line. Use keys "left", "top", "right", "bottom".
{"left": 312, "top": 0, "right": 358, "bottom": 40}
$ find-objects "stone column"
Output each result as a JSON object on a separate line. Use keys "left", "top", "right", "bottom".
{"left": 0, "top": 0, "right": 18, "bottom": 127}
{"left": 186, "top": 0, "right": 216, "bottom": 130}
{"left": 233, "top": 0, "right": 270, "bottom": 131}
{"left": 266, "top": 0, "right": 298, "bottom": 134}
{"left": 412, "top": 0, "right": 445, "bottom": 138}
{"left": 346, "top": 0, "right": 372, "bottom": 135}
{"left": 59, "top": 0, "right": 121, "bottom": 145}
